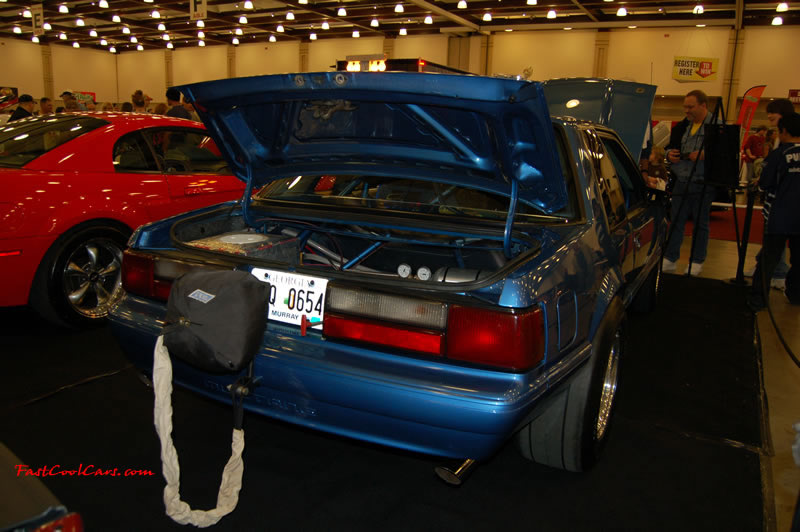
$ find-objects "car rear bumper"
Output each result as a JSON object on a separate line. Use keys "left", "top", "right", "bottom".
{"left": 109, "top": 294, "right": 557, "bottom": 460}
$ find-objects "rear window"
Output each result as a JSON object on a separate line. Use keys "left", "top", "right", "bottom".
{"left": 0, "top": 116, "right": 108, "bottom": 167}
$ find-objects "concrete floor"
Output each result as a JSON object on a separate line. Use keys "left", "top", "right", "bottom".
{"left": 668, "top": 222, "right": 799, "bottom": 531}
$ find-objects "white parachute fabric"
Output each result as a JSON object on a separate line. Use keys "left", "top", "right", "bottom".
{"left": 153, "top": 335, "right": 245, "bottom": 528}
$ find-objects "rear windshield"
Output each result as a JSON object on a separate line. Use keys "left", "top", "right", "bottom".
{"left": 0, "top": 116, "right": 108, "bottom": 167}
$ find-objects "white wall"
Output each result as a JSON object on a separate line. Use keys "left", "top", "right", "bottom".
{"left": 491, "top": 30, "right": 597, "bottom": 80}
{"left": 173, "top": 45, "right": 228, "bottom": 85}
{"left": 237, "top": 40, "right": 301, "bottom": 76}
{"left": 1, "top": 38, "right": 46, "bottom": 98}
{"left": 738, "top": 26, "right": 800, "bottom": 98}
{"left": 117, "top": 49, "right": 166, "bottom": 106}
{"left": 393, "top": 35, "right": 450, "bottom": 65}
{"left": 307, "top": 36, "right": 383, "bottom": 72}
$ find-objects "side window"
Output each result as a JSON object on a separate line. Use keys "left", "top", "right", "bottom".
{"left": 585, "top": 131, "right": 626, "bottom": 227}
{"left": 113, "top": 132, "right": 158, "bottom": 172}
{"left": 143, "top": 128, "right": 230, "bottom": 174}
{"left": 599, "top": 135, "right": 645, "bottom": 208}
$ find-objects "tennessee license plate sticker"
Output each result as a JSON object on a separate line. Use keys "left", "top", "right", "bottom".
{"left": 250, "top": 268, "right": 328, "bottom": 328}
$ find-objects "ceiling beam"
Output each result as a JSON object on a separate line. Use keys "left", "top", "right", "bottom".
{"left": 569, "top": 0, "right": 599, "bottom": 23}
{"left": 406, "top": 0, "right": 484, "bottom": 33}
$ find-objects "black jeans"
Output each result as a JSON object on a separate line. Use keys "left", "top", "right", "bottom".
{"left": 749, "top": 233, "right": 800, "bottom": 307}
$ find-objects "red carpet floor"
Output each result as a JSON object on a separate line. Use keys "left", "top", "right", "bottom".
{"left": 683, "top": 206, "right": 764, "bottom": 245}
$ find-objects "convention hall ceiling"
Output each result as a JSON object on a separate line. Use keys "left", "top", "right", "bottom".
{"left": 0, "top": 0, "right": 795, "bottom": 53}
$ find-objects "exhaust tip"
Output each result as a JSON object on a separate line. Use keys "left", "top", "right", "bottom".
{"left": 434, "top": 458, "right": 476, "bottom": 486}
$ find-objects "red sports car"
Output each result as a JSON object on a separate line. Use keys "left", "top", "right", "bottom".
{"left": 0, "top": 112, "right": 245, "bottom": 327}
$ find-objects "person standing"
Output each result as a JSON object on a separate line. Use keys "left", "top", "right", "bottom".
{"left": 165, "top": 88, "right": 191, "bottom": 119}
{"left": 741, "top": 125, "right": 767, "bottom": 185}
{"left": 747, "top": 112, "right": 800, "bottom": 310}
{"left": 8, "top": 94, "right": 34, "bottom": 121}
{"left": 663, "top": 90, "right": 717, "bottom": 275}
{"left": 39, "top": 97, "right": 54, "bottom": 115}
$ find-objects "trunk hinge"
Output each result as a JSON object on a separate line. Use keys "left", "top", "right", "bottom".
{"left": 503, "top": 179, "right": 519, "bottom": 259}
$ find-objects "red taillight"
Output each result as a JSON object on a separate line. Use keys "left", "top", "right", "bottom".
{"left": 121, "top": 250, "right": 172, "bottom": 301}
{"left": 446, "top": 305, "right": 544, "bottom": 371}
{"left": 324, "top": 313, "right": 444, "bottom": 355}
{"left": 35, "top": 512, "right": 83, "bottom": 532}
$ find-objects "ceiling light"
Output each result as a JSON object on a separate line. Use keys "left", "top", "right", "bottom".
{"left": 13, "top": 26, "right": 21, "bottom": 34}
{"left": 399, "top": 27, "right": 407, "bottom": 35}
{"left": 616, "top": 7, "right": 627, "bottom": 16}
{"left": 112, "top": 15, "right": 121, "bottom": 22}
{"left": 322, "top": 21, "right": 330, "bottom": 29}
{"left": 244, "top": 0, "right": 254, "bottom": 8}
{"left": 628, "top": 25, "right": 637, "bottom": 28}
{"left": 772, "top": 15, "right": 783, "bottom": 24}
{"left": 338, "top": 7, "right": 347, "bottom": 16}
{"left": 99, "top": 0, "right": 108, "bottom": 7}
{"left": 696, "top": 23, "right": 706, "bottom": 27}
{"left": 563, "top": 26, "right": 572, "bottom": 30}
{"left": 239, "top": 15, "right": 248, "bottom": 23}
{"left": 424, "top": 15, "right": 433, "bottom": 23}
{"left": 76, "top": 17, "right": 84, "bottom": 26}
{"left": 130, "top": 36, "right": 137, "bottom": 43}
{"left": 144, "top": 0, "right": 153, "bottom": 2}
{"left": 23, "top": 9, "right": 31, "bottom": 17}
{"left": 122, "top": 26, "right": 130, "bottom": 34}
{"left": 457, "top": 0, "right": 467, "bottom": 7}
{"left": 73, "top": 41, "right": 80, "bottom": 48}
{"left": 232, "top": 37, "right": 240, "bottom": 44}
{"left": 100, "top": 38, "right": 108, "bottom": 45}
{"left": 158, "top": 23, "right": 166, "bottom": 31}
{"left": 547, "top": 9, "right": 556, "bottom": 18}
{"left": 197, "top": 31, "right": 205, "bottom": 38}
{"left": 299, "top": 0, "right": 308, "bottom": 3}
{"left": 286, "top": 12, "right": 294, "bottom": 20}
{"left": 482, "top": 12, "right": 492, "bottom": 21}
{"left": 151, "top": 10, "right": 160, "bottom": 18}
{"left": 352, "top": 30, "right": 360, "bottom": 37}
{"left": 32, "top": 36, "right": 40, "bottom": 43}
{"left": 162, "top": 33, "right": 170, "bottom": 40}
{"left": 235, "top": 27, "right": 243, "bottom": 35}
{"left": 394, "top": 3, "right": 404, "bottom": 13}
{"left": 269, "top": 35, "right": 277, "bottom": 42}
{"left": 167, "top": 42, "right": 173, "bottom": 48}
{"left": 776, "top": 2, "right": 788, "bottom": 11}
{"left": 199, "top": 40, "right": 205, "bottom": 47}
{"left": 89, "top": 29, "right": 98, "bottom": 37}
{"left": 197, "top": 20, "right": 205, "bottom": 28}
{"left": 505, "top": 28, "right": 513, "bottom": 31}
{"left": 276, "top": 24, "right": 284, "bottom": 32}
{"left": 527, "top": 0, "right": 537, "bottom": 4}
{"left": 137, "top": 44, "right": 144, "bottom": 50}
{"left": 693, "top": 5, "right": 704, "bottom": 14}
{"left": 371, "top": 18, "right": 379, "bottom": 27}
{"left": 59, "top": 4, "right": 69, "bottom": 14}
{"left": 43, "top": 22, "right": 52, "bottom": 30}
{"left": 59, "top": 32, "right": 67, "bottom": 40}
{"left": 310, "top": 32, "right": 317, "bottom": 40}
{"left": 110, "top": 46, "right": 117, "bottom": 53}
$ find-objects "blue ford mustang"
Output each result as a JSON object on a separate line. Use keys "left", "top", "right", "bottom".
{"left": 109, "top": 72, "right": 665, "bottom": 480}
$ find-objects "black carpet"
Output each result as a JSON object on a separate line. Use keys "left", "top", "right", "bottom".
{"left": 1, "top": 275, "right": 766, "bottom": 531}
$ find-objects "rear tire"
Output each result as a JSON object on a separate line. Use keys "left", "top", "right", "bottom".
{"left": 517, "top": 317, "right": 625, "bottom": 471}
{"left": 30, "top": 223, "right": 130, "bottom": 328}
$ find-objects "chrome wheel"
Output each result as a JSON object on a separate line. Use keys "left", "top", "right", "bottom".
{"left": 595, "top": 331, "right": 620, "bottom": 441}
{"left": 61, "top": 237, "right": 124, "bottom": 319}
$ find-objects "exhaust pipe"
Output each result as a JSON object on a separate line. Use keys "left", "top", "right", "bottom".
{"left": 434, "top": 458, "right": 477, "bottom": 486}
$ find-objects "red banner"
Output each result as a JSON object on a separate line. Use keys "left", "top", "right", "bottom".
{"left": 736, "top": 85, "right": 766, "bottom": 150}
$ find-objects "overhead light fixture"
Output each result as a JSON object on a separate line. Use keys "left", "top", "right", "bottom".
{"left": 151, "top": 10, "right": 160, "bottom": 18}
{"left": 352, "top": 30, "right": 360, "bottom": 37}
{"left": 424, "top": 15, "right": 433, "bottom": 23}
{"left": 99, "top": 0, "right": 108, "bottom": 7}
{"left": 338, "top": 7, "right": 347, "bottom": 16}
{"left": 162, "top": 33, "right": 170, "bottom": 40}
{"left": 276, "top": 24, "right": 284, "bottom": 32}
{"left": 696, "top": 23, "right": 706, "bottom": 27}
{"left": 197, "top": 20, "right": 205, "bottom": 28}
{"left": 299, "top": 0, "right": 308, "bottom": 4}
{"left": 772, "top": 15, "right": 783, "bottom": 24}
{"left": 157, "top": 23, "right": 166, "bottom": 31}
{"left": 285, "top": 12, "right": 294, "bottom": 20}
{"left": 547, "top": 9, "right": 556, "bottom": 18}
{"left": 239, "top": 15, "right": 248, "bottom": 23}
{"left": 310, "top": 32, "right": 317, "bottom": 40}
{"left": 244, "top": 0, "right": 254, "bottom": 8}
{"left": 12, "top": 26, "right": 21, "bottom": 34}
{"left": 112, "top": 15, "right": 121, "bottom": 22}
{"left": 100, "top": 38, "right": 108, "bottom": 45}
{"left": 43, "top": 22, "right": 52, "bottom": 30}
{"left": 130, "top": 36, "right": 137, "bottom": 43}
{"left": 110, "top": 46, "right": 117, "bottom": 53}
{"left": 59, "top": 4, "right": 69, "bottom": 14}
{"left": 269, "top": 34, "right": 277, "bottom": 42}
{"left": 59, "top": 32, "right": 67, "bottom": 39}
{"left": 137, "top": 44, "right": 144, "bottom": 50}
{"left": 89, "top": 29, "right": 98, "bottom": 37}
{"left": 232, "top": 37, "right": 240, "bottom": 44}
{"left": 198, "top": 40, "right": 205, "bottom": 46}
{"left": 322, "top": 21, "right": 330, "bottom": 29}
{"left": 235, "top": 27, "right": 244, "bottom": 35}
{"left": 394, "top": 3, "right": 404, "bottom": 13}
{"left": 371, "top": 18, "right": 379, "bottom": 27}
{"left": 604, "top": 0, "right": 613, "bottom": 2}
{"left": 23, "top": 9, "right": 31, "bottom": 17}
{"left": 563, "top": 26, "right": 572, "bottom": 30}
{"left": 693, "top": 4, "right": 704, "bottom": 14}
{"left": 616, "top": 7, "right": 627, "bottom": 16}
{"left": 457, "top": 0, "right": 467, "bottom": 7}
{"left": 32, "top": 36, "right": 40, "bottom": 43}
{"left": 628, "top": 25, "right": 637, "bottom": 28}
{"left": 144, "top": 0, "right": 154, "bottom": 2}
{"left": 167, "top": 42, "right": 174, "bottom": 48}
{"left": 399, "top": 27, "right": 407, "bottom": 35}
{"left": 527, "top": 0, "right": 537, "bottom": 4}
{"left": 776, "top": 2, "right": 788, "bottom": 11}
{"left": 197, "top": 31, "right": 205, "bottom": 38}
{"left": 76, "top": 17, "right": 84, "bottom": 26}
{"left": 505, "top": 28, "right": 513, "bottom": 31}
{"left": 482, "top": 12, "right": 491, "bottom": 21}
{"left": 122, "top": 26, "right": 131, "bottom": 34}
{"left": 72, "top": 41, "right": 80, "bottom": 48}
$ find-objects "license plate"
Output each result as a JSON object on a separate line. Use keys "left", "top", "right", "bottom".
{"left": 250, "top": 268, "right": 328, "bottom": 329}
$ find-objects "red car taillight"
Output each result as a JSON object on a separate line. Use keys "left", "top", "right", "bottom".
{"left": 35, "top": 511, "right": 83, "bottom": 532}
{"left": 323, "top": 286, "right": 545, "bottom": 371}
{"left": 121, "top": 250, "right": 215, "bottom": 302}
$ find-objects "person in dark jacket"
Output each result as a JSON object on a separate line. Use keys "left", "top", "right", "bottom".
{"left": 165, "top": 88, "right": 191, "bottom": 120}
{"left": 8, "top": 94, "right": 34, "bottom": 122}
{"left": 748, "top": 112, "right": 800, "bottom": 310}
